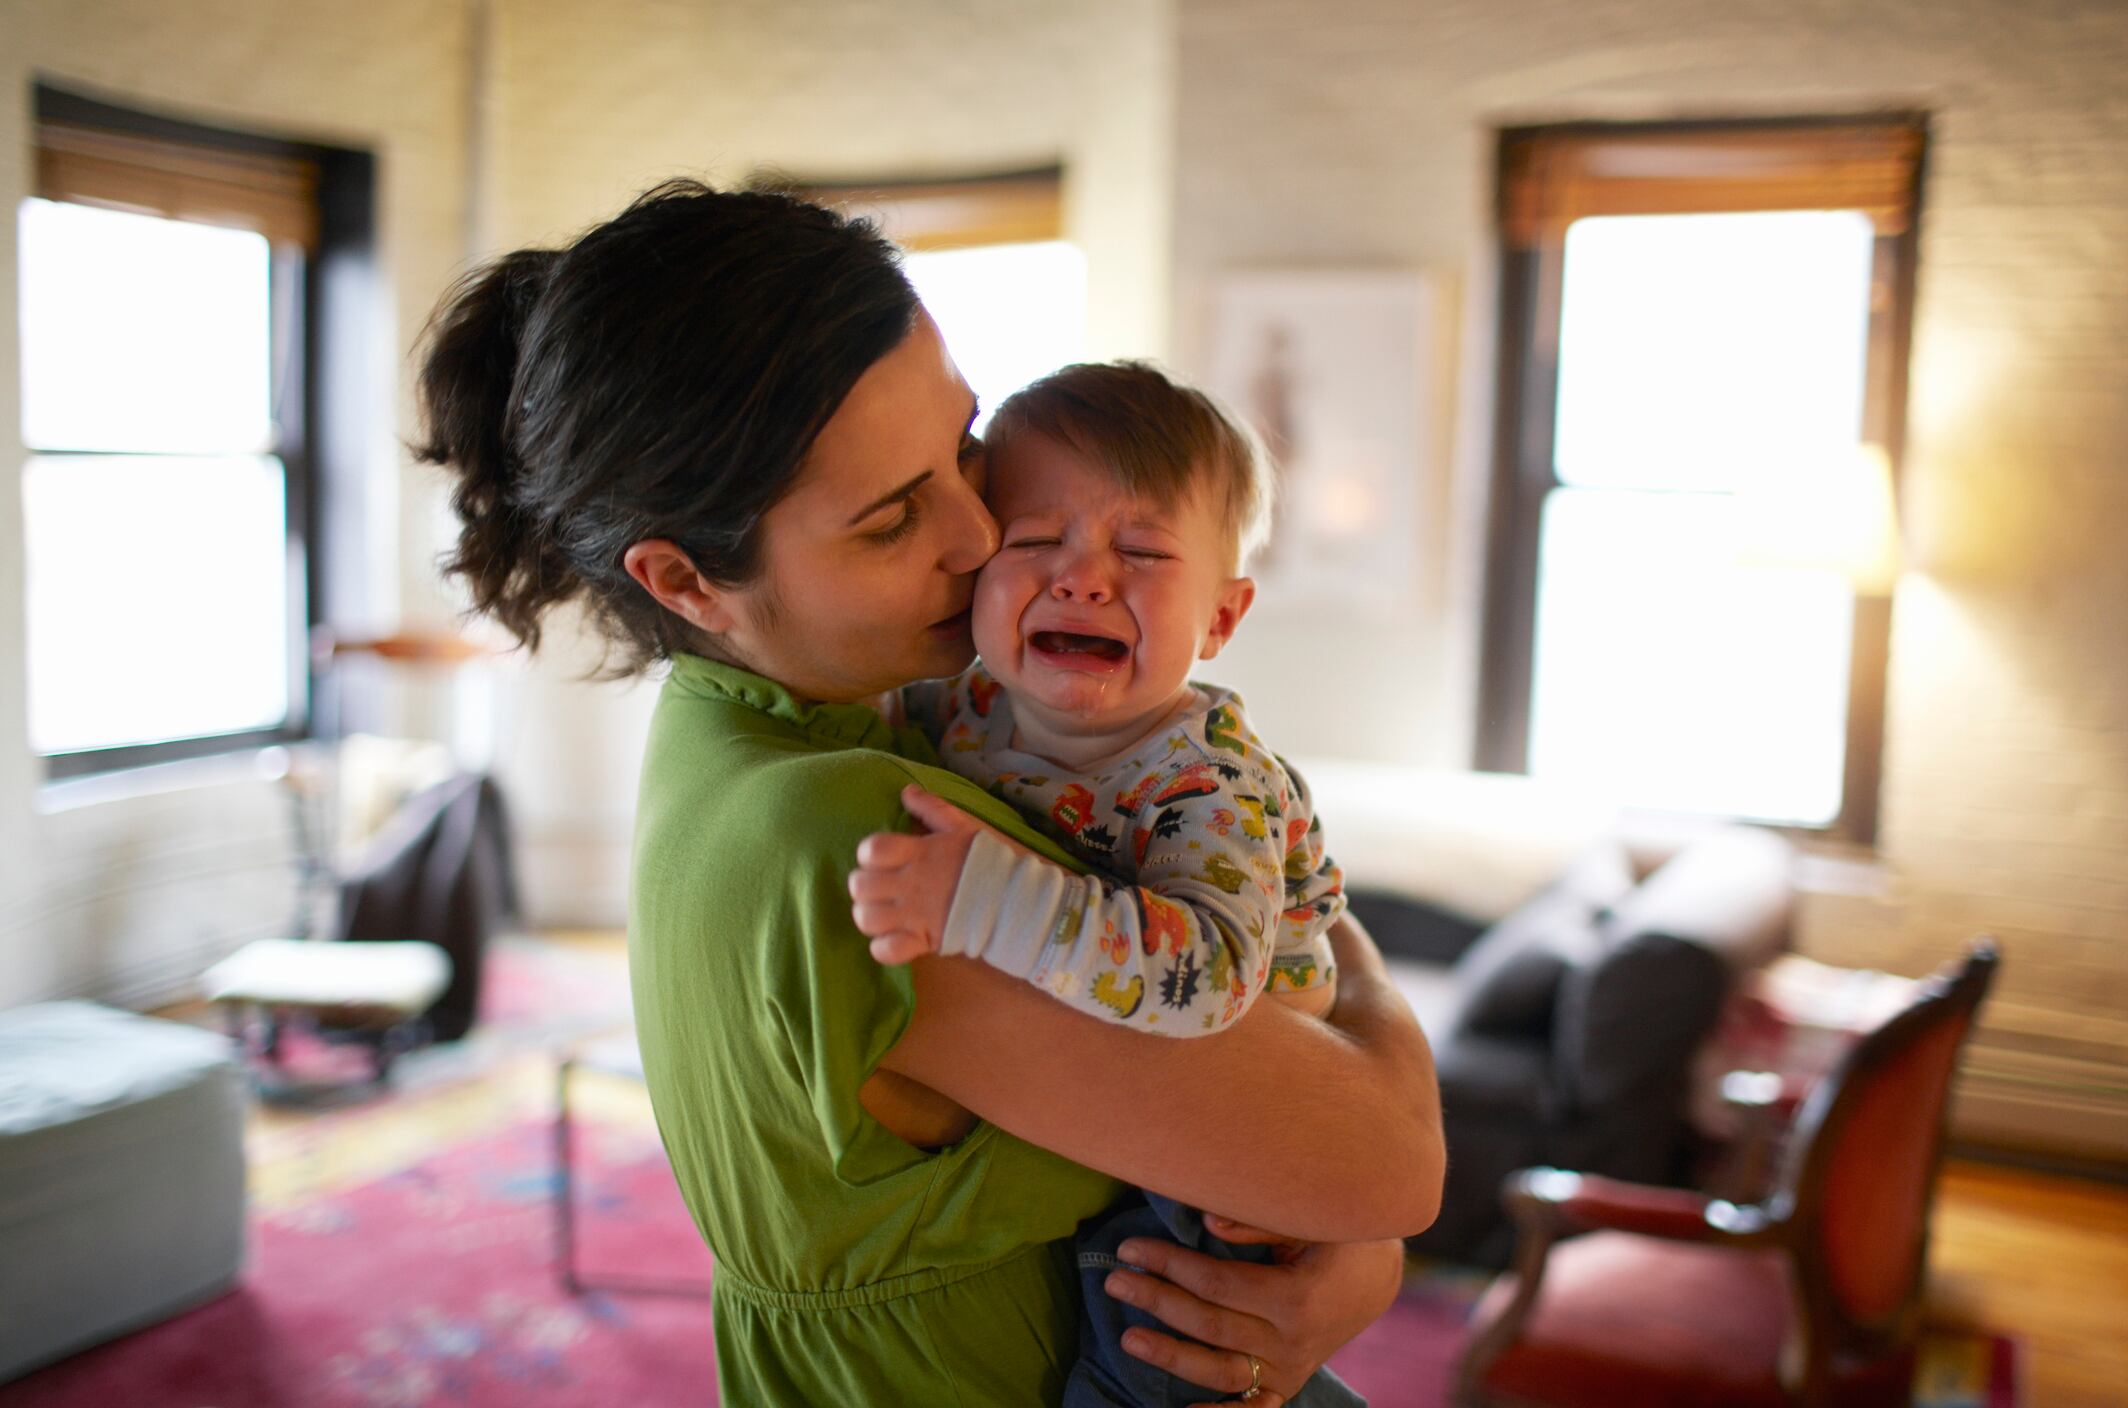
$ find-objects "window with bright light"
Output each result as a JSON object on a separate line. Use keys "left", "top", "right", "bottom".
{"left": 1482, "top": 121, "right": 1924, "bottom": 840}
{"left": 781, "top": 168, "right": 1086, "bottom": 427}
{"left": 20, "top": 199, "right": 294, "bottom": 759}
{"left": 904, "top": 240, "right": 1086, "bottom": 430}
{"left": 18, "top": 90, "right": 363, "bottom": 778}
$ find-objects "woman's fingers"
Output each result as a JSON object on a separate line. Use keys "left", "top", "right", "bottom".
{"left": 1115, "top": 1322, "right": 1275, "bottom": 1401}
{"left": 1203, "top": 1214, "right": 1309, "bottom": 1255}
{"left": 1116, "top": 1238, "right": 1280, "bottom": 1319}
{"left": 1105, "top": 1266, "right": 1273, "bottom": 1359}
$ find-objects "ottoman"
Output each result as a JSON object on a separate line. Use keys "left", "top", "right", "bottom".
{"left": 0, "top": 1001, "right": 246, "bottom": 1382}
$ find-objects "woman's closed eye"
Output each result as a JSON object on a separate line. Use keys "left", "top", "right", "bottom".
{"left": 865, "top": 434, "right": 985, "bottom": 546}
{"left": 867, "top": 498, "right": 923, "bottom": 546}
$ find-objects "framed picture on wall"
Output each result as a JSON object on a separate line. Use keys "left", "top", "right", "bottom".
{"left": 1203, "top": 269, "right": 1446, "bottom": 613}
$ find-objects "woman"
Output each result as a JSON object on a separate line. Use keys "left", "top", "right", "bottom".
{"left": 418, "top": 180, "right": 1444, "bottom": 1406}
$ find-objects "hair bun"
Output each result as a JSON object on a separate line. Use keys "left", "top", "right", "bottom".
{"left": 416, "top": 247, "right": 573, "bottom": 650}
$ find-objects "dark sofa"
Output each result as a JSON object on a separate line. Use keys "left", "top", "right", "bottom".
{"left": 1305, "top": 764, "right": 1795, "bottom": 1267}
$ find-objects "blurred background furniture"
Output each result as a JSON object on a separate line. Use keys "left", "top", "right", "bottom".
{"left": 552, "top": 1029, "right": 714, "bottom": 1298}
{"left": 203, "top": 630, "right": 518, "bottom": 1093}
{"left": 1303, "top": 762, "right": 1796, "bottom": 1265}
{"left": 333, "top": 769, "right": 516, "bottom": 1042}
{"left": 1691, "top": 953, "right": 1922, "bottom": 1201}
{"left": 1454, "top": 938, "right": 1998, "bottom": 1408}
{"left": 311, "top": 629, "right": 518, "bottom": 1043}
{"left": 0, "top": 1002, "right": 246, "bottom": 1383}
{"left": 201, "top": 936, "right": 452, "bottom": 1085}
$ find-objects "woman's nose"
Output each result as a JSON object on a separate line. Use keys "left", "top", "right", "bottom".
{"left": 937, "top": 474, "right": 1000, "bottom": 574}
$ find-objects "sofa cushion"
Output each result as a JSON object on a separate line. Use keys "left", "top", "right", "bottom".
{"left": 1554, "top": 932, "right": 1731, "bottom": 1113}
{"left": 1292, "top": 760, "right": 1621, "bottom": 924}
{"left": 1384, "top": 957, "right": 1463, "bottom": 1043}
{"left": 1348, "top": 890, "right": 1487, "bottom": 967}
{"left": 1599, "top": 827, "right": 1795, "bottom": 973}
{"left": 1434, "top": 1030, "right": 1556, "bottom": 1122}
{"left": 1546, "top": 829, "right": 1794, "bottom": 1113}
{"left": 1451, "top": 842, "right": 1635, "bottom": 1038}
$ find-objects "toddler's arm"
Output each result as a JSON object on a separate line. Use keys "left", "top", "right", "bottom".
{"left": 852, "top": 753, "right": 1320, "bottom": 1035}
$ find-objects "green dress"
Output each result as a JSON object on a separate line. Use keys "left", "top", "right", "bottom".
{"left": 629, "top": 654, "right": 1125, "bottom": 1406}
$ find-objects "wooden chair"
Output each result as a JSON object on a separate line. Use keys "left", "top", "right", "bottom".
{"left": 1455, "top": 938, "right": 1998, "bottom": 1408}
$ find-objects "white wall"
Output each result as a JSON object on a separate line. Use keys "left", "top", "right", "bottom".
{"left": 1170, "top": 0, "right": 2128, "bottom": 1160}
{"left": 0, "top": 0, "right": 474, "bottom": 1006}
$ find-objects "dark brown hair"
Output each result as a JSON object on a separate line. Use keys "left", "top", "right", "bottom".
{"left": 984, "top": 361, "right": 1274, "bottom": 572}
{"left": 414, "top": 179, "right": 918, "bottom": 673}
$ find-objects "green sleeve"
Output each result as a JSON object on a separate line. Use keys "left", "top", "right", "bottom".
{"left": 760, "top": 752, "right": 1086, "bottom": 1189}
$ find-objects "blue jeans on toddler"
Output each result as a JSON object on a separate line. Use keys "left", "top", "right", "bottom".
{"left": 1062, "top": 1191, "right": 1367, "bottom": 1408}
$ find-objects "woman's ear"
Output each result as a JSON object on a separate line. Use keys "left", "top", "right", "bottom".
{"left": 622, "top": 539, "right": 743, "bottom": 636}
{"left": 1198, "top": 577, "right": 1257, "bottom": 661}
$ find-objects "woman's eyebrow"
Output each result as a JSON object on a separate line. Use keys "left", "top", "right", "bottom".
{"left": 846, "top": 471, "right": 932, "bottom": 526}
{"left": 844, "top": 397, "right": 980, "bottom": 528}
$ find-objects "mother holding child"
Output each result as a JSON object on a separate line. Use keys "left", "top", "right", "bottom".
{"left": 419, "top": 180, "right": 1445, "bottom": 1407}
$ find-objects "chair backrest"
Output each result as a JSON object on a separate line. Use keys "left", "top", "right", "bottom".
{"left": 1773, "top": 939, "right": 1997, "bottom": 1351}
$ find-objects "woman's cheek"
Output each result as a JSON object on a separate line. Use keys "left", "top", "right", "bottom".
{"left": 968, "top": 571, "right": 1006, "bottom": 660}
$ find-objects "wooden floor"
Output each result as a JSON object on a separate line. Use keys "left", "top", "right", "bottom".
{"left": 1929, "top": 1159, "right": 2128, "bottom": 1408}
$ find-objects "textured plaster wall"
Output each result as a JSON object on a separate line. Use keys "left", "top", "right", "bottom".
{"left": 1173, "top": 0, "right": 2128, "bottom": 1157}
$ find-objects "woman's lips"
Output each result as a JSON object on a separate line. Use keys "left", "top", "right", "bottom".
{"left": 928, "top": 607, "right": 974, "bottom": 637}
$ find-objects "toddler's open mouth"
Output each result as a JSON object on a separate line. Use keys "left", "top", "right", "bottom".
{"left": 1029, "top": 629, "right": 1130, "bottom": 665}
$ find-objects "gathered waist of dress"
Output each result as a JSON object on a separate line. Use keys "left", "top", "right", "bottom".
{"left": 711, "top": 1240, "right": 1065, "bottom": 1314}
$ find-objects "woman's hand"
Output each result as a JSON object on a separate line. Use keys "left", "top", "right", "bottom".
{"left": 1103, "top": 1222, "right": 1406, "bottom": 1405}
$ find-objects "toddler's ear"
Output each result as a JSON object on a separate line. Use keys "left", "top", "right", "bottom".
{"left": 1198, "top": 577, "right": 1256, "bottom": 660}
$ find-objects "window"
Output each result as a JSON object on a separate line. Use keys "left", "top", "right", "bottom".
{"left": 776, "top": 168, "right": 1086, "bottom": 429}
{"left": 1479, "top": 119, "right": 1924, "bottom": 842}
{"left": 20, "top": 87, "right": 373, "bottom": 779}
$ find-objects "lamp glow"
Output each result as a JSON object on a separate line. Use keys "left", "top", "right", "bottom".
{"left": 1737, "top": 443, "right": 1903, "bottom": 596}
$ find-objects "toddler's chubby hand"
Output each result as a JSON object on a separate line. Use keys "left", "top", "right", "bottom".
{"left": 848, "top": 784, "right": 985, "bottom": 965}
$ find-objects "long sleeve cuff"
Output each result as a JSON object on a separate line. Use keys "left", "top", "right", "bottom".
{"left": 939, "top": 828, "right": 1076, "bottom": 980}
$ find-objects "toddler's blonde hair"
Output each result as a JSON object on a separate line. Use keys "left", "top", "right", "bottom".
{"left": 985, "top": 361, "right": 1274, "bottom": 574}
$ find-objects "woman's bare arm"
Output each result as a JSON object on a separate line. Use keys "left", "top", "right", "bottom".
{"left": 877, "top": 913, "right": 1444, "bottom": 1242}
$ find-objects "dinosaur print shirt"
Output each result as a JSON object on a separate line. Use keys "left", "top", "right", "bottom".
{"left": 910, "top": 665, "right": 1344, "bottom": 1035}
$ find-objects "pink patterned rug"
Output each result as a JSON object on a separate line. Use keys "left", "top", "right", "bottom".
{"left": 0, "top": 937, "right": 2019, "bottom": 1406}
{"left": 0, "top": 1112, "right": 1478, "bottom": 1408}
{"left": 0, "top": 1109, "right": 2016, "bottom": 1408}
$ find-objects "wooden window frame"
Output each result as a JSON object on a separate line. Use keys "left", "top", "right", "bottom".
{"left": 28, "top": 84, "right": 375, "bottom": 780}
{"left": 1477, "top": 116, "right": 1926, "bottom": 846}
{"left": 762, "top": 165, "right": 1064, "bottom": 251}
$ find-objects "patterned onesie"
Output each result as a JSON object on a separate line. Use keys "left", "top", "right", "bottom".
{"left": 911, "top": 664, "right": 1345, "bottom": 1035}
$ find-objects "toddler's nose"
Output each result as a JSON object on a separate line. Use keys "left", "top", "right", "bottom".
{"left": 1050, "top": 566, "right": 1112, "bottom": 604}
